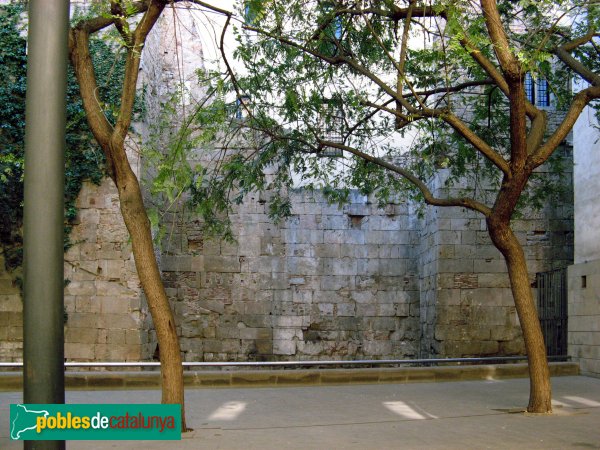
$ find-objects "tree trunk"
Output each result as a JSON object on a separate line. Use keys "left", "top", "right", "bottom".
{"left": 112, "top": 151, "right": 187, "bottom": 430}
{"left": 488, "top": 218, "right": 552, "bottom": 413}
{"left": 68, "top": 4, "right": 187, "bottom": 429}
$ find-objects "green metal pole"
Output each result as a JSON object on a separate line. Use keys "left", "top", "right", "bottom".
{"left": 23, "top": 1, "right": 70, "bottom": 449}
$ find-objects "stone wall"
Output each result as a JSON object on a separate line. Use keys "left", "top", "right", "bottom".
{"left": 418, "top": 159, "right": 573, "bottom": 359}
{"left": 0, "top": 6, "right": 577, "bottom": 364}
{"left": 152, "top": 160, "right": 572, "bottom": 363}
{"left": 0, "top": 165, "right": 154, "bottom": 363}
{"left": 63, "top": 178, "right": 153, "bottom": 362}
{"left": 159, "top": 190, "right": 421, "bottom": 361}
{"left": 0, "top": 255, "right": 22, "bottom": 361}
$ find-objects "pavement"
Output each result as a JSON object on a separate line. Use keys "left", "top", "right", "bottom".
{"left": 1, "top": 374, "right": 600, "bottom": 449}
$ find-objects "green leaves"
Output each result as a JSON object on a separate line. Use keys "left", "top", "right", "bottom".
{"left": 200, "top": 0, "right": 593, "bottom": 223}
{"left": 0, "top": 4, "right": 127, "bottom": 270}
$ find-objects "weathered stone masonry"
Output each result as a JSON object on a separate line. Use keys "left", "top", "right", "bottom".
{"left": 0, "top": 7, "right": 574, "bottom": 363}
{"left": 0, "top": 159, "right": 574, "bottom": 363}
{"left": 160, "top": 190, "right": 420, "bottom": 362}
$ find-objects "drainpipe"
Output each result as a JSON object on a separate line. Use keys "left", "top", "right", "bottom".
{"left": 23, "top": 1, "right": 70, "bottom": 449}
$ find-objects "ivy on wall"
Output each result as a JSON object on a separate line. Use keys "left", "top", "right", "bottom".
{"left": 0, "top": 4, "right": 133, "bottom": 271}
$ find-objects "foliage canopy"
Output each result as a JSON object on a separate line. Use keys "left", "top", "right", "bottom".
{"left": 181, "top": 0, "right": 598, "bottom": 229}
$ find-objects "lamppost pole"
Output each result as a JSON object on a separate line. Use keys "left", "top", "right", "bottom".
{"left": 23, "top": 1, "right": 70, "bottom": 449}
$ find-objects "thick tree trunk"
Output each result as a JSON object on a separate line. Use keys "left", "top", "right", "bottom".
{"left": 112, "top": 155, "right": 187, "bottom": 430}
{"left": 488, "top": 219, "right": 552, "bottom": 413}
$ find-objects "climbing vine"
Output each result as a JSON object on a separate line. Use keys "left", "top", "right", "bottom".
{"left": 0, "top": 3, "right": 134, "bottom": 271}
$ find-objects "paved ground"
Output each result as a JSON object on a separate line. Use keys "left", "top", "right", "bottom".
{"left": 1, "top": 375, "right": 599, "bottom": 449}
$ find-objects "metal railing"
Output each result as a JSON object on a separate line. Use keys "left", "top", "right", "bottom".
{"left": 0, "top": 355, "right": 569, "bottom": 370}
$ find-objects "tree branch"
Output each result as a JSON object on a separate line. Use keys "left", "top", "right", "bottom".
{"left": 555, "top": 44, "right": 600, "bottom": 86}
{"left": 68, "top": 28, "right": 114, "bottom": 172}
{"left": 443, "top": 113, "right": 511, "bottom": 175}
{"left": 459, "top": 36, "right": 539, "bottom": 120}
{"left": 319, "top": 140, "right": 492, "bottom": 217}
{"left": 337, "top": 5, "right": 443, "bottom": 21}
{"left": 529, "top": 85, "right": 600, "bottom": 168}
{"left": 481, "top": 0, "right": 519, "bottom": 77}
{"left": 73, "top": 1, "right": 148, "bottom": 34}
{"left": 113, "top": 0, "right": 166, "bottom": 142}
{"left": 110, "top": 1, "right": 135, "bottom": 47}
{"left": 395, "top": 0, "right": 416, "bottom": 119}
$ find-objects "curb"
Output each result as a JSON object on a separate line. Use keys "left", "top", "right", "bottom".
{"left": 0, "top": 362, "right": 579, "bottom": 391}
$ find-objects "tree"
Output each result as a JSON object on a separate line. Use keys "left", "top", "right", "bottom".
{"left": 207, "top": 0, "right": 600, "bottom": 413}
{"left": 67, "top": 0, "right": 232, "bottom": 430}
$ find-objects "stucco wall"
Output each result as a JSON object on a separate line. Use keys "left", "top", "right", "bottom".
{"left": 573, "top": 104, "right": 600, "bottom": 264}
{"left": 568, "top": 99, "right": 600, "bottom": 377}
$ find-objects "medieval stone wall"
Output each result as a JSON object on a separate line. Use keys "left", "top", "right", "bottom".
{"left": 159, "top": 189, "right": 421, "bottom": 361}
{"left": 0, "top": 175, "right": 154, "bottom": 363}
{"left": 63, "top": 177, "right": 153, "bottom": 362}
{"left": 0, "top": 255, "right": 22, "bottom": 361}
{"left": 0, "top": 7, "right": 575, "bottom": 364}
{"left": 418, "top": 159, "right": 573, "bottom": 358}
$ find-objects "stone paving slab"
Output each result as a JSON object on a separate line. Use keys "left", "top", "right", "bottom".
{"left": 0, "top": 375, "right": 599, "bottom": 449}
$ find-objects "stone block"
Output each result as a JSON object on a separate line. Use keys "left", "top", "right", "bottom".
{"left": 106, "top": 329, "right": 126, "bottom": 345}
{"left": 241, "top": 314, "right": 273, "bottom": 328}
{"left": 321, "top": 275, "right": 353, "bottom": 291}
{"left": 95, "top": 281, "right": 135, "bottom": 297}
{"left": 396, "top": 303, "right": 410, "bottom": 317}
{"left": 98, "top": 313, "right": 139, "bottom": 330}
{"left": 336, "top": 302, "right": 356, "bottom": 317}
{"left": 312, "top": 290, "right": 349, "bottom": 304}
{"left": 274, "top": 316, "right": 305, "bottom": 328}
{"left": 454, "top": 273, "right": 478, "bottom": 289}
{"left": 478, "top": 273, "right": 510, "bottom": 288}
{"left": 6, "top": 312, "right": 22, "bottom": 326}
{"left": 7, "top": 326, "right": 21, "bottom": 340}
{"left": 473, "top": 259, "right": 507, "bottom": 273}
{"left": 125, "top": 329, "right": 141, "bottom": 345}
{"left": 325, "top": 230, "right": 364, "bottom": 245}
{"left": 362, "top": 340, "right": 392, "bottom": 356}
{"left": 322, "top": 215, "right": 349, "bottom": 230}
{"left": 283, "top": 229, "right": 324, "bottom": 244}
{"left": 273, "top": 340, "right": 296, "bottom": 355}
{"left": 323, "top": 257, "right": 357, "bottom": 276}
{"left": 356, "top": 303, "right": 377, "bottom": 316}
{"left": 67, "top": 313, "right": 100, "bottom": 329}
{"left": 318, "top": 303, "right": 335, "bottom": 316}
{"left": 204, "top": 256, "right": 241, "bottom": 273}
{"left": 292, "top": 289, "right": 313, "bottom": 304}
{"left": 314, "top": 244, "right": 341, "bottom": 258}
{"left": 286, "top": 257, "right": 321, "bottom": 276}
{"left": 65, "top": 343, "right": 94, "bottom": 360}
{"left": 99, "top": 296, "right": 130, "bottom": 314}
{"left": 377, "top": 259, "right": 407, "bottom": 276}
{"left": 65, "top": 281, "right": 96, "bottom": 297}
{"left": 377, "top": 303, "right": 396, "bottom": 316}
{"left": 65, "top": 327, "right": 97, "bottom": 344}
{"left": 437, "top": 258, "right": 474, "bottom": 273}
{"left": 273, "top": 328, "right": 302, "bottom": 340}
{"left": 490, "top": 325, "right": 520, "bottom": 341}
{"left": 0, "top": 278, "right": 19, "bottom": 294}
